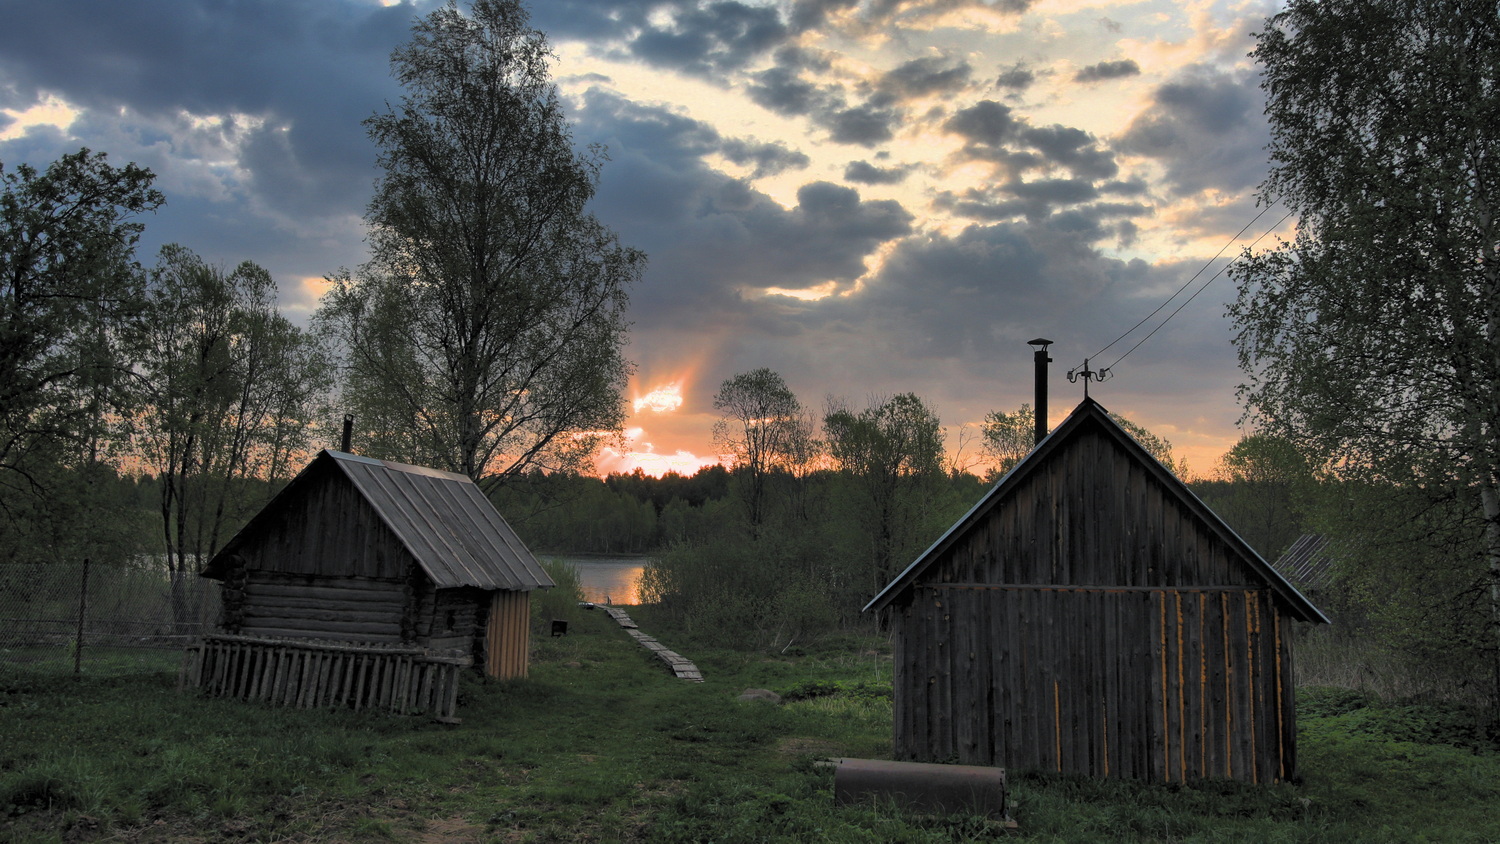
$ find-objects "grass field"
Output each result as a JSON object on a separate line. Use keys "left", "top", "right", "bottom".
{"left": 2, "top": 608, "right": 1498, "bottom": 842}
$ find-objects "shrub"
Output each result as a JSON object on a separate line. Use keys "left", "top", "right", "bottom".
{"left": 531, "top": 557, "right": 585, "bottom": 631}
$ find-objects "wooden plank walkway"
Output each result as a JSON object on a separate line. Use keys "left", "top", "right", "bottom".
{"left": 600, "top": 606, "right": 703, "bottom": 682}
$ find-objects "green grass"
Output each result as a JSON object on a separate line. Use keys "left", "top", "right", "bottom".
{"left": 1, "top": 612, "right": 1498, "bottom": 842}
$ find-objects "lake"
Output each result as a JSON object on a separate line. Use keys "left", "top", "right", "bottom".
{"left": 543, "top": 555, "right": 648, "bottom": 605}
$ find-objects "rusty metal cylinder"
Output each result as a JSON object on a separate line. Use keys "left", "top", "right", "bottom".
{"left": 832, "top": 758, "right": 1009, "bottom": 821}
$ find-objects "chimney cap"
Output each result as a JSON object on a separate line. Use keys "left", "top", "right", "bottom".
{"left": 1027, "top": 337, "right": 1053, "bottom": 348}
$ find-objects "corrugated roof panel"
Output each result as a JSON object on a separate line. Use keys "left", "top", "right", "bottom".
{"left": 1274, "top": 534, "right": 1337, "bottom": 589}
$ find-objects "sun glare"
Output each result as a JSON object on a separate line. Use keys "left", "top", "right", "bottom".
{"left": 634, "top": 383, "right": 684, "bottom": 413}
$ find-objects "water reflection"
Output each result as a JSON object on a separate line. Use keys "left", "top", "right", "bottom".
{"left": 547, "top": 555, "right": 647, "bottom": 605}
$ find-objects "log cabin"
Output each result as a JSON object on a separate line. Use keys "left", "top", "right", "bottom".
{"left": 183, "top": 450, "right": 552, "bottom": 717}
{"left": 865, "top": 398, "right": 1328, "bottom": 783}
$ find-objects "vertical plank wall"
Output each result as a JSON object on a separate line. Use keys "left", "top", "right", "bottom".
{"left": 889, "top": 424, "right": 1301, "bottom": 783}
{"left": 487, "top": 590, "right": 531, "bottom": 679}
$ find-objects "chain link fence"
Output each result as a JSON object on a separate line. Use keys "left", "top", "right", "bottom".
{"left": 0, "top": 559, "right": 218, "bottom": 676}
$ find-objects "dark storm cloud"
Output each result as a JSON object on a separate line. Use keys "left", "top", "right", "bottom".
{"left": 746, "top": 65, "right": 836, "bottom": 118}
{"left": 788, "top": 0, "right": 861, "bottom": 32}
{"left": 1115, "top": 65, "right": 1269, "bottom": 197}
{"left": 844, "top": 160, "right": 911, "bottom": 185}
{"left": 625, "top": 1, "right": 788, "bottom": 77}
{"left": 843, "top": 219, "right": 1148, "bottom": 362}
{"left": 1074, "top": 59, "right": 1141, "bottom": 83}
{"left": 0, "top": 0, "right": 409, "bottom": 220}
{"left": 1021, "top": 125, "right": 1117, "bottom": 180}
{"left": 745, "top": 48, "right": 905, "bottom": 147}
{"left": 571, "top": 90, "right": 914, "bottom": 329}
{"left": 944, "top": 103, "right": 1120, "bottom": 186}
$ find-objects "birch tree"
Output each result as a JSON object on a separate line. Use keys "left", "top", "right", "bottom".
{"left": 136, "top": 245, "right": 327, "bottom": 629}
{"left": 1228, "top": 0, "right": 1500, "bottom": 697}
{"left": 319, "top": 0, "right": 642, "bottom": 485}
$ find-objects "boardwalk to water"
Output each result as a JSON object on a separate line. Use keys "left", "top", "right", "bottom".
{"left": 599, "top": 606, "right": 703, "bottom": 682}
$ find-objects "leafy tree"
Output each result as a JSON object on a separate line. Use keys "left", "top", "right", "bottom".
{"left": 134, "top": 245, "right": 328, "bottom": 629}
{"left": 1201, "top": 433, "right": 1313, "bottom": 559}
{"left": 1110, "top": 412, "right": 1190, "bottom": 478}
{"left": 980, "top": 403, "right": 1034, "bottom": 478}
{"left": 0, "top": 149, "right": 162, "bottom": 491}
{"left": 824, "top": 392, "right": 946, "bottom": 593}
{"left": 711, "top": 368, "right": 809, "bottom": 531}
{"left": 982, "top": 403, "right": 1188, "bottom": 478}
{"left": 318, "top": 0, "right": 643, "bottom": 486}
{"left": 1229, "top": 0, "right": 1500, "bottom": 698}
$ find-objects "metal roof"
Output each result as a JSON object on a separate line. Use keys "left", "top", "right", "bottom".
{"left": 863, "top": 398, "right": 1329, "bottom": 624}
{"left": 204, "top": 450, "right": 552, "bottom": 591}
{"left": 323, "top": 451, "right": 552, "bottom": 591}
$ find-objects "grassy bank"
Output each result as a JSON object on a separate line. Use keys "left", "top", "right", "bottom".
{"left": 2, "top": 610, "right": 1498, "bottom": 842}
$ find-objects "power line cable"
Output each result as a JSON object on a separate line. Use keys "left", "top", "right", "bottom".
{"left": 1085, "top": 204, "right": 1274, "bottom": 364}
{"left": 1102, "top": 207, "right": 1296, "bottom": 372}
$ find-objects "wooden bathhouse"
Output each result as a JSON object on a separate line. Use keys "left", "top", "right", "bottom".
{"left": 865, "top": 399, "right": 1327, "bottom": 783}
{"left": 183, "top": 450, "right": 552, "bottom": 718}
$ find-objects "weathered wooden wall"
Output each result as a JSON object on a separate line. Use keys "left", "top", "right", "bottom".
{"left": 228, "top": 570, "right": 407, "bottom": 642}
{"left": 232, "top": 469, "right": 417, "bottom": 580}
{"left": 181, "top": 634, "right": 468, "bottom": 719}
{"left": 486, "top": 590, "right": 530, "bottom": 679}
{"left": 413, "top": 586, "right": 489, "bottom": 653}
{"left": 894, "top": 585, "right": 1294, "bottom": 782}
{"left": 891, "top": 427, "right": 1301, "bottom": 783}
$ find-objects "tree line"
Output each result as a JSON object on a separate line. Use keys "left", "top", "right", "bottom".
{"left": 5, "top": 0, "right": 1498, "bottom": 711}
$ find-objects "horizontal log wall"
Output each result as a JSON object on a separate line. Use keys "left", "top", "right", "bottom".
{"left": 414, "top": 587, "right": 487, "bottom": 653}
{"left": 180, "top": 634, "right": 468, "bottom": 719}
{"left": 237, "top": 571, "right": 405, "bottom": 642}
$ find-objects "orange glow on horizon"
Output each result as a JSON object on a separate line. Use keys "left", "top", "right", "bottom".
{"left": 595, "top": 445, "right": 725, "bottom": 478}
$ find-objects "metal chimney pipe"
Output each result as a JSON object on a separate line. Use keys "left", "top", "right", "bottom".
{"left": 340, "top": 414, "right": 354, "bottom": 453}
{"left": 1027, "top": 338, "right": 1052, "bottom": 445}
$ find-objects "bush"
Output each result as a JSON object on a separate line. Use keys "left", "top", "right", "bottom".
{"left": 639, "top": 537, "right": 840, "bottom": 651}
{"left": 531, "top": 557, "right": 585, "bottom": 631}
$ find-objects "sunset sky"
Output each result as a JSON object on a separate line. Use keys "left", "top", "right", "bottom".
{"left": 0, "top": 0, "right": 1294, "bottom": 478}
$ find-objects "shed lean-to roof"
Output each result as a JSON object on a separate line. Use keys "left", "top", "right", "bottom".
{"left": 205, "top": 450, "right": 553, "bottom": 591}
{"left": 863, "top": 398, "right": 1329, "bottom": 624}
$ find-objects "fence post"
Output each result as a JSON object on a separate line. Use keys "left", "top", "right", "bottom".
{"left": 74, "top": 557, "right": 91, "bottom": 675}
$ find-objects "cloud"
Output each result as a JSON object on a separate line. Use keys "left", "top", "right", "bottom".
{"left": 624, "top": 0, "right": 789, "bottom": 77}
{"left": 827, "top": 103, "right": 899, "bottom": 146}
{"left": 994, "top": 63, "right": 1036, "bottom": 92}
{"left": 1074, "top": 59, "right": 1141, "bottom": 83}
{"left": 1115, "top": 65, "right": 1269, "bottom": 197}
{"left": 720, "top": 137, "right": 810, "bottom": 178}
{"left": 944, "top": 100, "right": 1021, "bottom": 146}
{"left": 844, "top": 159, "right": 911, "bottom": 185}
{"left": 573, "top": 90, "right": 913, "bottom": 327}
{"left": 1020, "top": 125, "right": 1117, "bottom": 180}
{"left": 942, "top": 102, "right": 1120, "bottom": 189}
{"left": 875, "top": 56, "right": 973, "bottom": 102}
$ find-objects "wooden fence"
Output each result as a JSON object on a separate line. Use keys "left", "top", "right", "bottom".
{"left": 180, "top": 634, "right": 470, "bottom": 721}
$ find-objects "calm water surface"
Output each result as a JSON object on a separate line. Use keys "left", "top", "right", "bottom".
{"left": 545, "top": 555, "right": 648, "bottom": 605}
